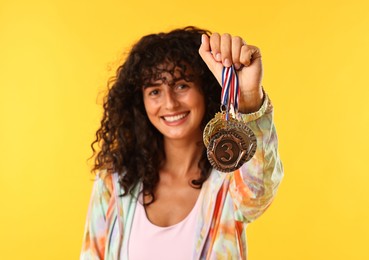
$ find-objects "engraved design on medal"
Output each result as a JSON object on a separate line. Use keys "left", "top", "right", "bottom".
{"left": 206, "top": 121, "right": 257, "bottom": 172}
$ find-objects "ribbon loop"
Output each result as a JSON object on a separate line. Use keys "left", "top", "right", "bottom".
{"left": 221, "top": 65, "right": 240, "bottom": 120}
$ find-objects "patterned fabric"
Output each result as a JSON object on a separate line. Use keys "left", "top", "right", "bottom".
{"left": 81, "top": 94, "right": 283, "bottom": 260}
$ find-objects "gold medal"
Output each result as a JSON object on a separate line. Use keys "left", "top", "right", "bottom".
{"left": 203, "top": 112, "right": 229, "bottom": 147}
{"left": 203, "top": 66, "right": 257, "bottom": 172}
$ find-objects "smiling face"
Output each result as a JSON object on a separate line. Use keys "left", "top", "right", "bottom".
{"left": 142, "top": 65, "right": 205, "bottom": 142}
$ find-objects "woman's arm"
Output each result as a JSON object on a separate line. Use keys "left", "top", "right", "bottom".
{"left": 199, "top": 31, "right": 283, "bottom": 222}
{"left": 230, "top": 95, "right": 283, "bottom": 223}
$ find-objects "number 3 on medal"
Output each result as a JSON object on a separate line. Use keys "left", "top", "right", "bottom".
{"left": 221, "top": 142, "right": 233, "bottom": 162}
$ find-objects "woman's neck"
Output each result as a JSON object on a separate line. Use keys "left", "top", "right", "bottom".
{"left": 162, "top": 136, "right": 203, "bottom": 179}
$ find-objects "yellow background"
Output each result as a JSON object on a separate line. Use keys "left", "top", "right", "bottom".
{"left": 1, "top": 0, "right": 368, "bottom": 259}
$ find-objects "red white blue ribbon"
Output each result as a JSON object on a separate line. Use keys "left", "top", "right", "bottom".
{"left": 221, "top": 65, "right": 239, "bottom": 120}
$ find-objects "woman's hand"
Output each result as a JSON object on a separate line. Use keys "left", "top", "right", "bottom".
{"left": 199, "top": 33, "right": 264, "bottom": 113}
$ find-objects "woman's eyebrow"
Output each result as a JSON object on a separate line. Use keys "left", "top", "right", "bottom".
{"left": 143, "top": 77, "right": 189, "bottom": 89}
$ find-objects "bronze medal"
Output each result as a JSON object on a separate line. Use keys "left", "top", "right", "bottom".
{"left": 204, "top": 114, "right": 257, "bottom": 172}
{"left": 203, "top": 65, "right": 257, "bottom": 172}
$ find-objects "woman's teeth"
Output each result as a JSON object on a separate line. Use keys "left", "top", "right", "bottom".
{"left": 163, "top": 113, "right": 188, "bottom": 122}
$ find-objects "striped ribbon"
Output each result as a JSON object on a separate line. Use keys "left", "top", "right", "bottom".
{"left": 221, "top": 65, "right": 239, "bottom": 120}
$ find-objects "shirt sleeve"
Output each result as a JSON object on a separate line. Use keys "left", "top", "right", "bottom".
{"left": 230, "top": 93, "right": 284, "bottom": 223}
{"left": 80, "top": 170, "right": 113, "bottom": 260}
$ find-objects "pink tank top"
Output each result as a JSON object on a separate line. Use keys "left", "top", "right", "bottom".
{"left": 128, "top": 193, "right": 201, "bottom": 260}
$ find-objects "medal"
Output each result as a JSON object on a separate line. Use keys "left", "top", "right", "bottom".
{"left": 203, "top": 66, "right": 257, "bottom": 172}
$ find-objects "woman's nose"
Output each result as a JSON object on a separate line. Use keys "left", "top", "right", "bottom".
{"left": 164, "top": 89, "right": 179, "bottom": 110}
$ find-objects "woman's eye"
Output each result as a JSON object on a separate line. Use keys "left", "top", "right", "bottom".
{"left": 176, "top": 84, "right": 188, "bottom": 91}
{"left": 148, "top": 89, "right": 160, "bottom": 96}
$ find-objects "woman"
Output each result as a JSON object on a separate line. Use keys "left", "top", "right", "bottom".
{"left": 81, "top": 26, "right": 283, "bottom": 259}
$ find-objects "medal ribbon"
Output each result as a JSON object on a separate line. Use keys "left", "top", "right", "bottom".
{"left": 221, "top": 65, "right": 239, "bottom": 120}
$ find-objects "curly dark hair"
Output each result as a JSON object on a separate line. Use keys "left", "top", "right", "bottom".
{"left": 91, "top": 26, "right": 221, "bottom": 203}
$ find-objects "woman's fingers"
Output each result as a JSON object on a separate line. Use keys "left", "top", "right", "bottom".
{"left": 204, "top": 33, "right": 259, "bottom": 68}
{"left": 209, "top": 33, "right": 221, "bottom": 62}
{"left": 240, "top": 45, "right": 262, "bottom": 66}
{"left": 199, "top": 34, "right": 214, "bottom": 68}
{"left": 199, "top": 34, "right": 221, "bottom": 81}
{"left": 199, "top": 32, "right": 263, "bottom": 90}
{"left": 231, "top": 36, "right": 243, "bottom": 70}
{"left": 220, "top": 33, "right": 232, "bottom": 67}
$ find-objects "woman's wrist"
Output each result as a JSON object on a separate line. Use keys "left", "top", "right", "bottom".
{"left": 238, "top": 87, "right": 264, "bottom": 114}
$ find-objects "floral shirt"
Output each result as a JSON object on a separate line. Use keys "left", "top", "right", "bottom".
{"left": 81, "top": 95, "right": 283, "bottom": 259}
